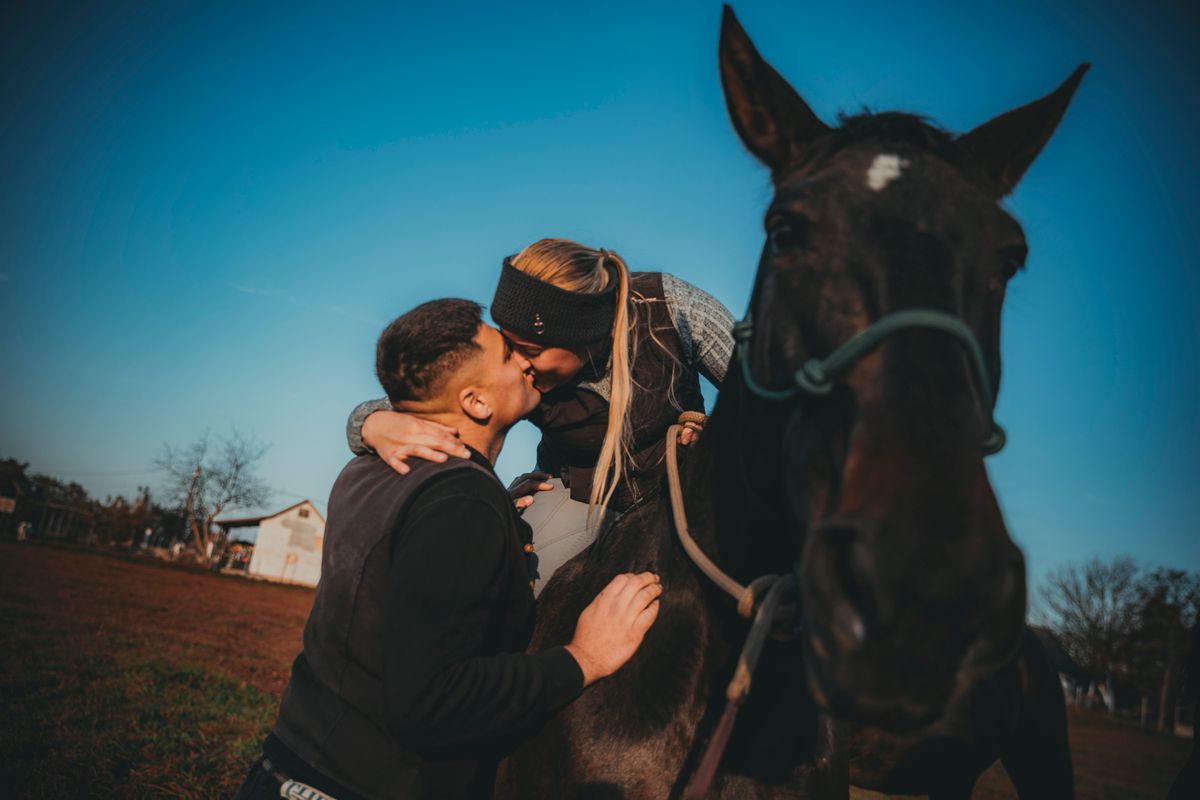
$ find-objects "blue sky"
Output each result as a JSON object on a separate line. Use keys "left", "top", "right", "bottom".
{"left": 2, "top": 0, "right": 1197, "bottom": 594}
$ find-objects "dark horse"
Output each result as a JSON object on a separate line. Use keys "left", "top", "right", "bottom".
{"left": 498, "top": 7, "right": 1085, "bottom": 798}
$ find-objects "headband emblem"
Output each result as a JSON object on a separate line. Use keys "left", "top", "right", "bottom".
{"left": 533, "top": 313, "right": 545, "bottom": 336}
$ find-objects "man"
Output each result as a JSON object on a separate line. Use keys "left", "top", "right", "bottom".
{"left": 235, "top": 299, "right": 661, "bottom": 800}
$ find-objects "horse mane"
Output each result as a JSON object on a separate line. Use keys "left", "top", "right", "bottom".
{"left": 834, "top": 111, "right": 957, "bottom": 156}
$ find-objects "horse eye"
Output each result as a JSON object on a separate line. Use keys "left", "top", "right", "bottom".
{"left": 767, "top": 216, "right": 810, "bottom": 256}
{"left": 999, "top": 246, "right": 1027, "bottom": 280}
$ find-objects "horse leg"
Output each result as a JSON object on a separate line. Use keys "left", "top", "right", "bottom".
{"left": 998, "top": 633, "right": 1075, "bottom": 798}
{"left": 1001, "top": 720, "right": 1073, "bottom": 800}
{"left": 805, "top": 715, "right": 849, "bottom": 799}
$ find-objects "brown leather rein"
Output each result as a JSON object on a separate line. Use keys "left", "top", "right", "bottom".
{"left": 665, "top": 411, "right": 800, "bottom": 799}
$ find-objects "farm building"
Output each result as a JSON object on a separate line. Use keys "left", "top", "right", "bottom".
{"left": 216, "top": 500, "right": 324, "bottom": 587}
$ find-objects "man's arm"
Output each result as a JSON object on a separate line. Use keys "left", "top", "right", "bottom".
{"left": 380, "top": 471, "right": 580, "bottom": 753}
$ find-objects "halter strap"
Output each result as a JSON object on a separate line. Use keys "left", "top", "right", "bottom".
{"left": 733, "top": 308, "right": 1006, "bottom": 454}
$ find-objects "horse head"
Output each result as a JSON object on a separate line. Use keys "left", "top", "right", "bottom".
{"left": 717, "top": 6, "right": 1086, "bottom": 730}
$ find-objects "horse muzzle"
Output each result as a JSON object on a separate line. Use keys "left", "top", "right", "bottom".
{"left": 797, "top": 516, "right": 1026, "bottom": 730}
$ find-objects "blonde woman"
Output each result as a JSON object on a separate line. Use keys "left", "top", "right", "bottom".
{"left": 346, "top": 238, "right": 734, "bottom": 592}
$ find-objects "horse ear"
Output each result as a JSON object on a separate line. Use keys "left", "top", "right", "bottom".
{"left": 719, "top": 5, "right": 828, "bottom": 175}
{"left": 958, "top": 64, "right": 1090, "bottom": 198}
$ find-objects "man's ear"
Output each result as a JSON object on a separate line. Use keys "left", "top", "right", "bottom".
{"left": 458, "top": 385, "right": 493, "bottom": 425}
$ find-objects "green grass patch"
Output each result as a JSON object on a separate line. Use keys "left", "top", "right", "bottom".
{"left": 0, "top": 606, "right": 275, "bottom": 799}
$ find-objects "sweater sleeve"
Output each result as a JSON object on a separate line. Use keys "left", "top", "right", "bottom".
{"left": 346, "top": 397, "right": 394, "bottom": 455}
{"left": 381, "top": 470, "right": 584, "bottom": 755}
{"left": 660, "top": 272, "right": 735, "bottom": 387}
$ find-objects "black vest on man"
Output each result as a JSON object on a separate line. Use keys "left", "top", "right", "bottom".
{"left": 265, "top": 451, "right": 571, "bottom": 799}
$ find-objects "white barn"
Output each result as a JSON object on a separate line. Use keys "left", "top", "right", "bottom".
{"left": 217, "top": 500, "right": 325, "bottom": 587}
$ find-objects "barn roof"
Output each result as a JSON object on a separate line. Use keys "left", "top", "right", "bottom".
{"left": 215, "top": 499, "right": 325, "bottom": 528}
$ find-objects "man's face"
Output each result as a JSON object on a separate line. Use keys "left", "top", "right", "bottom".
{"left": 500, "top": 328, "right": 588, "bottom": 393}
{"left": 473, "top": 324, "right": 540, "bottom": 424}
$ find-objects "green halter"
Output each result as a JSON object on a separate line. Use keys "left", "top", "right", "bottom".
{"left": 732, "top": 308, "right": 1007, "bottom": 455}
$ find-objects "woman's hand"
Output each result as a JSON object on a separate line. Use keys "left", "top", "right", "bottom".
{"left": 508, "top": 471, "right": 555, "bottom": 510}
{"left": 363, "top": 410, "right": 472, "bottom": 475}
{"left": 678, "top": 415, "right": 706, "bottom": 446}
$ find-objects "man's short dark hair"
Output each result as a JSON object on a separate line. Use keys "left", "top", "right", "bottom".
{"left": 376, "top": 299, "right": 484, "bottom": 403}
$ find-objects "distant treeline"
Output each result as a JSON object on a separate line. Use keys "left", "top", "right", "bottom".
{"left": 0, "top": 457, "right": 185, "bottom": 547}
{"left": 1040, "top": 556, "right": 1198, "bottom": 731}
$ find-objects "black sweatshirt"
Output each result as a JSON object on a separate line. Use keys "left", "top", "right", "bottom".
{"left": 380, "top": 449, "right": 583, "bottom": 795}
{"left": 266, "top": 448, "right": 583, "bottom": 800}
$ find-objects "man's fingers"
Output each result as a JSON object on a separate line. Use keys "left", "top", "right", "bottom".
{"left": 630, "top": 572, "right": 660, "bottom": 590}
{"left": 627, "top": 582, "right": 663, "bottom": 614}
{"left": 596, "top": 572, "right": 658, "bottom": 607}
{"left": 613, "top": 572, "right": 659, "bottom": 606}
{"left": 599, "top": 573, "right": 630, "bottom": 598}
{"left": 634, "top": 600, "right": 660, "bottom": 634}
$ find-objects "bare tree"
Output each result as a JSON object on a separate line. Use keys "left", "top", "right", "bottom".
{"left": 155, "top": 430, "right": 270, "bottom": 560}
{"left": 1040, "top": 556, "right": 1140, "bottom": 682}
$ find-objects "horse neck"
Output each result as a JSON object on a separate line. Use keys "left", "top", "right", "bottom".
{"left": 692, "top": 370, "right": 801, "bottom": 584}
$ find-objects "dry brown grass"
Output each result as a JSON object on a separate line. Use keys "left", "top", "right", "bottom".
{"left": 0, "top": 539, "right": 1191, "bottom": 798}
{"left": 0, "top": 539, "right": 312, "bottom": 798}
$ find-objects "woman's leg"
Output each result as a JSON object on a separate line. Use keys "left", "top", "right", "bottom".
{"left": 522, "top": 478, "right": 613, "bottom": 596}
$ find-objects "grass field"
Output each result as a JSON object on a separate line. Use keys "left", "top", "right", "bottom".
{"left": 0, "top": 539, "right": 1191, "bottom": 798}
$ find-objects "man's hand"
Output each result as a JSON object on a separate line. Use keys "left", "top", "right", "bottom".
{"left": 508, "top": 471, "right": 555, "bottom": 510}
{"left": 565, "top": 572, "right": 662, "bottom": 687}
{"left": 363, "top": 411, "right": 472, "bottom": 475}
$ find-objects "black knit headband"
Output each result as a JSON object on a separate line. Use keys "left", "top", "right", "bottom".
{"left": 490, "top": 257, "right": 618, "bottom": 346}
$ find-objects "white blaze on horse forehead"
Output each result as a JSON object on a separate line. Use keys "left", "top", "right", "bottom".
{"left": 866, "top": 153, "right": 910, "bottom": 191}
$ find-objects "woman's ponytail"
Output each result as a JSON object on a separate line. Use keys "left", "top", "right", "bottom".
{"left": 588, "top": 250, "right": 633, "bottom": 518}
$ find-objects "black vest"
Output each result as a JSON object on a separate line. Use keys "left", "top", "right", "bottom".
{"left": 532, "top": 272, "right": 704, "bottom": 511}
{"left": 270, "top": 454, "right": 531, "bottom": 799}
